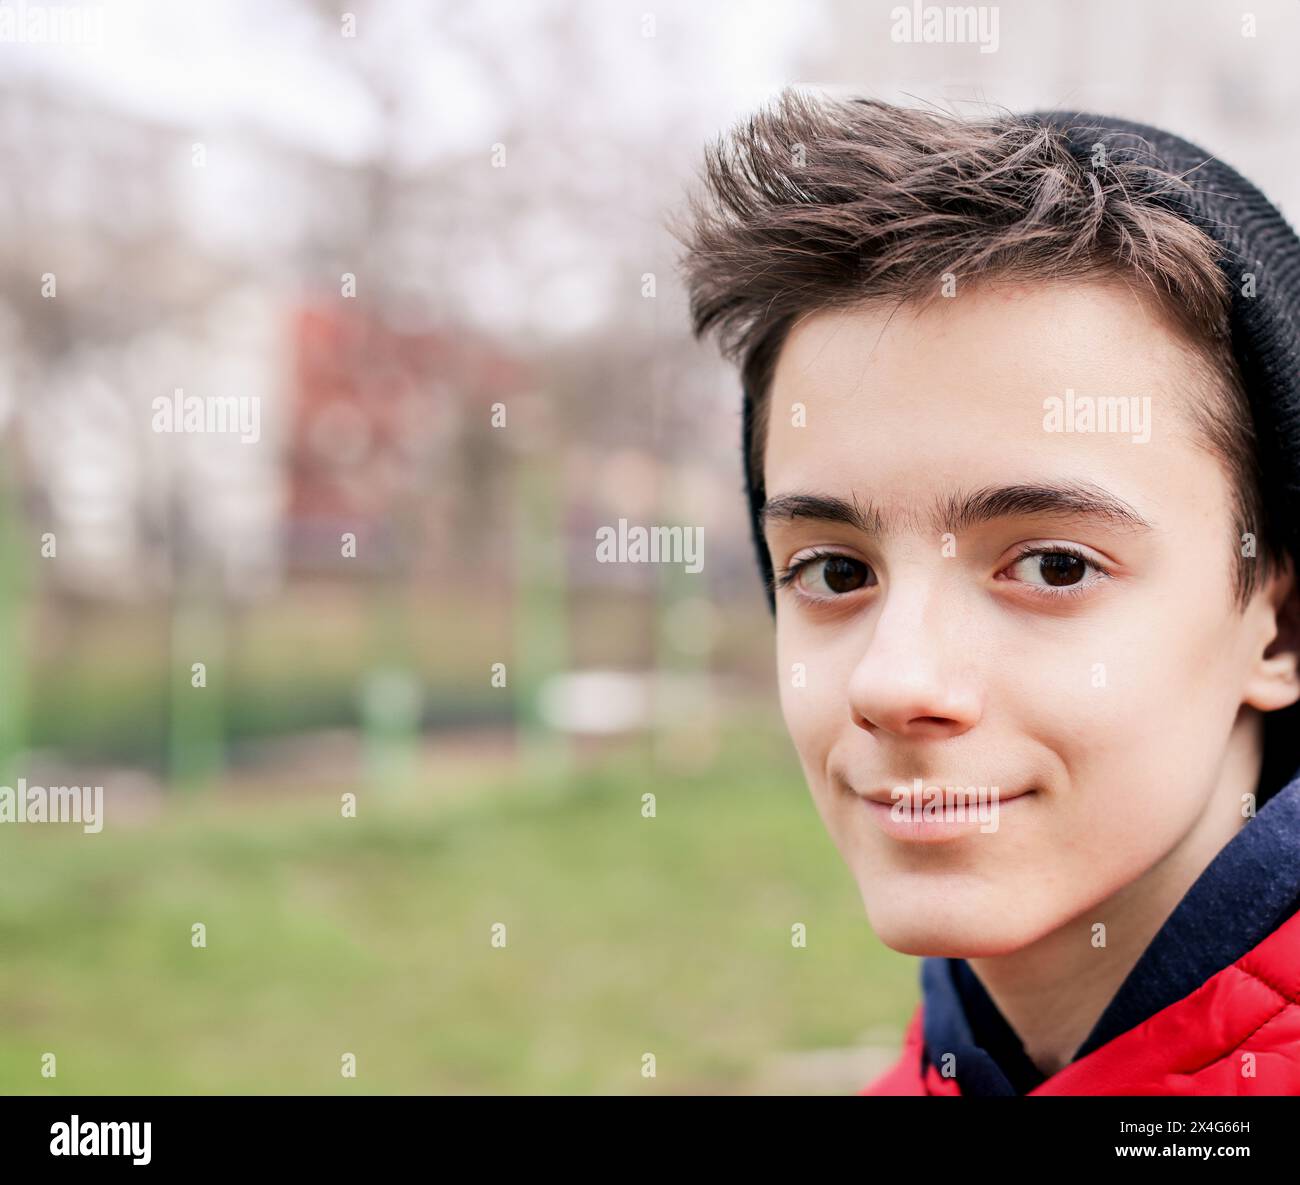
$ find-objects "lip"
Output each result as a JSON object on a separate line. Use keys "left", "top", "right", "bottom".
{"left": 858, "top": 785, "right": 1037, "bottom": 844}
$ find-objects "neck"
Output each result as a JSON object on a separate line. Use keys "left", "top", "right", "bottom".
{"left": 966, "top": 713, "right": 1262, "bottom": 1078}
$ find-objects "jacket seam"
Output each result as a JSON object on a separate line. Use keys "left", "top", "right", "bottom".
{"left": 1234, "top": 962, "right": 1300, "bottom": 1007}
{"left": 1184, "top": 998, "right": 1294, "bottom": 1076}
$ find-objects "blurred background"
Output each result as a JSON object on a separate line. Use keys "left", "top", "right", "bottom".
{"left": 0, "top": 0, "right": 1297, "bottom": 1094}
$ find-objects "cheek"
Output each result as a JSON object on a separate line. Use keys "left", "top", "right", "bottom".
{"left": 775, "top": 625, "right": 844, "bottom": 775}
{"left": 1023, "top": 608, "right": 1246, "bottom": 848}
{"left": 1004, "top": 581, "right": 1242, "bottom": 757}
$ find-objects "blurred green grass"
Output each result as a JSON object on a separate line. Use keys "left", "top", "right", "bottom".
{"left": 0, "top": 730, "right": 918, "bottom": 1094}
{"left": 20, "top": 587, "right": 777, "bottom": 767}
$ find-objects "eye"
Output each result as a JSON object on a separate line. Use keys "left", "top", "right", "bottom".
{"left": 1002, "top": 546, "right": 1108, "bottom": 594}
{"left": 778, "top": 551, "right": 875, "bottom": 599}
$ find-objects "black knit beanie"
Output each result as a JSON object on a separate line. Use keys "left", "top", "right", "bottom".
{"left": 740, "top": 110, "right": 1300, "bottom": 799}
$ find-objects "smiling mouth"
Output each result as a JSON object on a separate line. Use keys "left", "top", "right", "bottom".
{"left": 859, "top": 786, "right": 1035, "bottom": 807}
{"left": 856, "top": 784, "right": 1038, "bottom": 843}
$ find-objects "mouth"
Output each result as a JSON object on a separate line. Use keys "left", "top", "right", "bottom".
{"left": 854, "top": 783, "right": 1038, "bottom": 844}
{"left": 859, "top": 785, "right": 1036, "bottom": 807}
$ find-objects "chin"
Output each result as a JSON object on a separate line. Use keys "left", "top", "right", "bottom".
{"left": 862, "top": 888, "right": 1053, "bottom": 959}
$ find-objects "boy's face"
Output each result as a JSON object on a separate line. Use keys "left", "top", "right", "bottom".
{"left": 762, "top": 278, "right": 1291, "bottom": 956}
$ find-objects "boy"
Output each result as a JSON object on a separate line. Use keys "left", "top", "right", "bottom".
{"left": 676, "top": 91, "right": 1300, "bottom": 1095}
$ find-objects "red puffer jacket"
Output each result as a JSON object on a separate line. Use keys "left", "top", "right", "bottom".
{"left": 860, "top": 906, "right": 1300, "bottom": 1095}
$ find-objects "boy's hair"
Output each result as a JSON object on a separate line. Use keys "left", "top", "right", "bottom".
{"left": 674, "top": 89, "right": 1279, "bottom": 610}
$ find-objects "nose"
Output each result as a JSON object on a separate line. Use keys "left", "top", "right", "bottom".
{"left": 846, "top": 575, "right": 983, "bottom": 741}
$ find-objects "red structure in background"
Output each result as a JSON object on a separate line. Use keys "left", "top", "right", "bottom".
{"left": 285, "top": 301, "right": 525, "bottom": 571}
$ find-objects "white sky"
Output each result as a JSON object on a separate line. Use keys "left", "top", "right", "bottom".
{"left": 6, "top": 0, "right": 815, "bottom": 167}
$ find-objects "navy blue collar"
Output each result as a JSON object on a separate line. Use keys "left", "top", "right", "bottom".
{"left": 920, "top": 770, "right": 1300, "bottom": 1096}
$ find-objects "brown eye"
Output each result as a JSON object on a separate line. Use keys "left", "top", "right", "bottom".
{"left": 1004, "top": 547, "right": 1104, "bottom": 594}
{"left": 1038, "top": 553, "right": 1087, "bottom": 586}
{"left": 797, "top": 555, "right": 873, "bottom": 596}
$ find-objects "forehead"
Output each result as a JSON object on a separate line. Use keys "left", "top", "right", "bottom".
{"left": 763, "top": 278, "right": 1215, "bottom": 515}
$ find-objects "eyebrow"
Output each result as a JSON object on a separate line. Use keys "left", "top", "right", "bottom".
{"left": 759, "top": 482, "right": 1154, "bottom": 536}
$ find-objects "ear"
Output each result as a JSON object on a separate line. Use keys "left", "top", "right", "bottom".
{"left": 1243, "top": 554, "right": 1300, "bottom": 713}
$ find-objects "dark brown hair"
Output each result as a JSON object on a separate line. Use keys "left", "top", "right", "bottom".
{"left": 674, "top": 88, "right": 1276, "bottom": 607}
